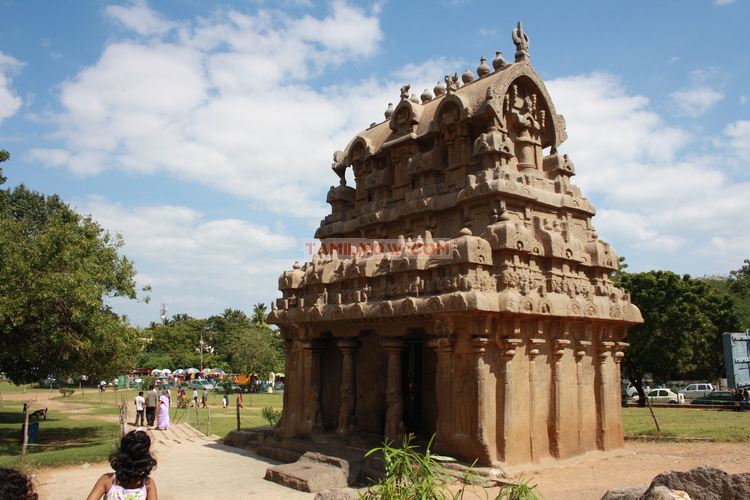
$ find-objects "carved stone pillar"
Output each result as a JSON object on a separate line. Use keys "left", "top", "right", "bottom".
{"left": 499, "top": 335, "right": 521, "bottom": 463}
{"left": 471, "top": 335, "right": 494, "bottom": 464}
{"left": 528, "top": 336, "right": 545, "bottom": 462}
{"left": 382, "top": 338, "right": 406, "bottom": 442}
{"left": 431, "top": 336, "right": 455, "bottom": 451}
{"left": 280, "top": 338, "right": 297, "bottom": 438}
{"left": 302, "top": 340, "right": 324, "bottom": 436}
{"left": 613, "top": 341, "right": 628, "bottom": 447}
{"left": 597, "top": 338, "right": 615, "bottom": 450}
{"left": 551, "top": 337, "right": 570, "bottom": 458}
{"left": 337, "top": 338, "right": 358, "bottom": 437}
{"left": 574, "top": 340, "right": 591, "bottom": 453}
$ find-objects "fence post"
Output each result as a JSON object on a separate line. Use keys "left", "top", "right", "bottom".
{"left": 194, "top": 402, "right": 200, "bottom": 428}
{"left": 207, "top": 406, "right": 211, "bottom": 436}
{"left": 21, "top": 401, "right": 30, "bottom": 461}
{"left": 119, "top": 399, "right": 127, "bottom": 436}
{"left": 236, "top": 396, "right": 241, "bottom": 431}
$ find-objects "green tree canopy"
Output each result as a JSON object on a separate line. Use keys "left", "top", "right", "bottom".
{"left": 619, "top": 271, "right": 739, "bottom": 390}
{"left": 0, "top": 153, "right": 142, "bottom": 383}
{"left": 139, "top": 307, "right": 283, "bottom": 375}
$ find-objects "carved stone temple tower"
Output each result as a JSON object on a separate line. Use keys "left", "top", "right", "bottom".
{"left": 267, "top": 22, "right": 642, "bottom": 467}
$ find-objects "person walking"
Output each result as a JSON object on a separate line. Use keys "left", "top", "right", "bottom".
{"left": 156, "top": 391, "right": 170, "bottom": 430}
{"left": 201, "top": 389, "right": 208, "bottom": 408}
{"left": 134, "top": 391, "right": 145, "bottom": 427}
{"left": 222, "top": 393, "right": 228, "bottom": 408}
{"left": 145, "top": 387, "right": 158, "bottom": 427}
{"left": 192, "top": 388, "right": 199, "bottom": 407}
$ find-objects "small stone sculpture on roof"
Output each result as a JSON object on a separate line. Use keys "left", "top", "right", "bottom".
{"left": 512, "top": 21, "right": 530, "bottom": 62}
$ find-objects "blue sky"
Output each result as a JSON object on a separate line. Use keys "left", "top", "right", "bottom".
{"left": 1, "top": 0, "right": 748, "bottom": 326}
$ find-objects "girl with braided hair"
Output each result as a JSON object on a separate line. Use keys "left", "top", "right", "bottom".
{"left": 86, "top": 430, "right": 158, "bottom": 499}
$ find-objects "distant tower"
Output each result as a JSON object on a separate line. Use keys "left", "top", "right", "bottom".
{"left": 160, "top": 303, "right": 168, "bottom": 324}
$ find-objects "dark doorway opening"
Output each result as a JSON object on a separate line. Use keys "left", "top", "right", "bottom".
{"left": 402, "top": 337, "right": 424, "bottom": 433}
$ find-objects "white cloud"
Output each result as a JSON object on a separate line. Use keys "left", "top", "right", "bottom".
{"left": 0, "top": 52, "right": 23, "bottom": 125}
{"left": 76, "top": 196, "right": 298, "bottom": 320}
{"left": 714, "top": 0, "right": 735, "bottom": 6}
{"left": 547, "top": 72, "right": 750, "bottom": 275}
{"left": 26, "top": 147, "right": 71, "bottom": 167}
{"left": 724, "top": 120, "right": 750, "bottom": 158}
{"left": 671, "top": 87, "right": 724, "bottom": 116}
{"left": 105, "top": 0, "right": 177, "bottom": 37}
{"left": 740, "top": 95, "right": 748, "bottom": 105}
{"left": 35, "top": 2, "right": 416, "bottom": 218}
{"left": 669, "top": 68, "right": 725, "bottom": 116}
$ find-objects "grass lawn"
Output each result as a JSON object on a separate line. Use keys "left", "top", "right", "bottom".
{"left": 0, "top": 400, "right": 119, "bottom": 470}
{"left": 622, "top": 407, "right": 750, "bottom": 441}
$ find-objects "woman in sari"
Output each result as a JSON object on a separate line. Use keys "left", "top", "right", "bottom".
{"left": 156, "top": 391, "right": 170, "bottom": 430}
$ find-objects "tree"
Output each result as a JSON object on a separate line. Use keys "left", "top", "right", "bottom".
{"left": 0, "top": 153, "right": 142, "bottom": 383}
{"left": 728, "top": 259, "right": 750, "bottom": 294}
{"left": 229, "top": 326, "right": 284, "bottom": 376}
{"left": 251, "top": 302, "right": 268, "bottom": 325}
{"left": 619, "top": 271, "right": 739, "bottom": 406}
{"left": 0, "top": 150, "right": 8, "bottom": 184}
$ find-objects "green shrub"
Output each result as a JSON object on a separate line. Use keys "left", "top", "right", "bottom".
{"left": 362, "top": 434, "right": 468, "bottom": 500}
{"left": 495, "top": 477, "right": 539, "bottom": 500}
{"left": 58, "top": 388, "right": 75, "bottom": 397}
{"left": 261, "top": 406, "right": 281, "bottom": 426}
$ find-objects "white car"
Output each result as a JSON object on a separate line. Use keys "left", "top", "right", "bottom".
{"left": 681, "top": 383, "right": 713, "bottom": 399}
{"left": 631, "top": 388, "right": 684, "bottom": 404}
{"left": 625, "top": 382, "right": 651, "bottom": 397}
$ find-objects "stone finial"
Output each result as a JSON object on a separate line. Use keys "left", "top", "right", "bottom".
{"left": 434, "top": 80, "right": 446, "bottom": 97}
{"left": 445, "top": 73, "right": 459, "bottom": 93}
{"left": 331, "top": 150, "right": 347, "bottom": 186}
{"left": 459, "top": 227, "right": 472, "bottom": 236}
{"left": 384, "top": 102, "right": 394, "bottom": 119}
{"left": 461, "top": 69, "right": 476, "bottom": 84}
{"left": 409, "top": 93, "right": 420, "bottom": 104}
{"left": 477, "top": 57, "right": 491, "bottom": 78}
{"left": 420, "top": 88, "right": 434, "bottom": 103}
{"left": 512, "top": 21, "right": 530, "bottom": 62}
{"left": 400, "top": 84, "right": 411, "bottom": 101}
{"left": 492, "top": 51, "right": 509, "bottom": 71}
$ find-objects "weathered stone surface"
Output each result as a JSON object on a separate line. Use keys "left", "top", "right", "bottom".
{"left": 640, "top": 486, "right": 691, "bottom": 500}
{"left": 264, "top": 452, "right": 353, "bottom": 492}
{"left": 600, "top": 486, "right": 645, "bottom": 500}
{"left": 314, "top": 487, "right": 361, "bottom": 500}
{"left": 267, "top": 21, "right": 642, "bottom": 470}
{"left": 642, "top": 466, "right": 750, "bottom": 500}
{"left": 223, "top": 430, "right": 257, "bottom": 449}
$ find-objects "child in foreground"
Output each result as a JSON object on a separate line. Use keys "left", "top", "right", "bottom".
{"left": 0, "top": 467, "right": 38, "bottom": 499}
{"left": 86, "top": 430, "right": 158, "bottom": 500}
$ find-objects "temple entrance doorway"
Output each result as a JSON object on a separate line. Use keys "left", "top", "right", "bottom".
{"left": 402, "top": 331, "right": 437, "bottom": 438}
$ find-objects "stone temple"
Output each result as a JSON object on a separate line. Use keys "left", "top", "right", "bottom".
{"left": 267, "top": 22, "right": 642, "bottom": 469}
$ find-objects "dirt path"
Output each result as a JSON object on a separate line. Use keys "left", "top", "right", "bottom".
{"left": 472, "top": 441, "right": 750, "bottom": 499}
{"left": 35, "top": 427, "right": 314, "bottom": 500}
{"left": 33, "top": 435, "right": 750, "bottom": 499}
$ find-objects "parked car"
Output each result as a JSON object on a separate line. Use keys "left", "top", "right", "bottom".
{"left": 188, "top": 380, "right": 214, "bottom": 390}
{"left": 624, "top": 382, "right": 653, "bottom": 397}
{"left": 691, "top": 391, "right": 749, "bottom": 409}
{"left": 681, "top": 383, "right": 714, "bottom": 399}
{"left": 631, "top": 388, "right": 684, "bottom": 404}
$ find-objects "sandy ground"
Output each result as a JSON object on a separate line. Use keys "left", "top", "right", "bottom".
{"left": 35, "top": 427, "right": 314, "bottom": 500}
{"left": 483, "top": 441, "right": 750, "bottom": 500}
{"left": 34, "top": 438, "right": 750, "bottom": 500}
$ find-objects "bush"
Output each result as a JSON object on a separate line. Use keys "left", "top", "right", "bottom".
{"left": 362, "top": 434, "right": 469, "bottom": 500}
{"left": 495, "top": 477, "right": 538, "bottom": 500}
{"left": 59, "top": 388, "right": 75, "bottom": 397}
{"left": 261, "top": 406, "right": 281, "bottom": 426}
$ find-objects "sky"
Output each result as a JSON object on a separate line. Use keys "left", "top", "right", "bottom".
{"left": 0, "top": 0, "right": 748, "bottom": 326}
